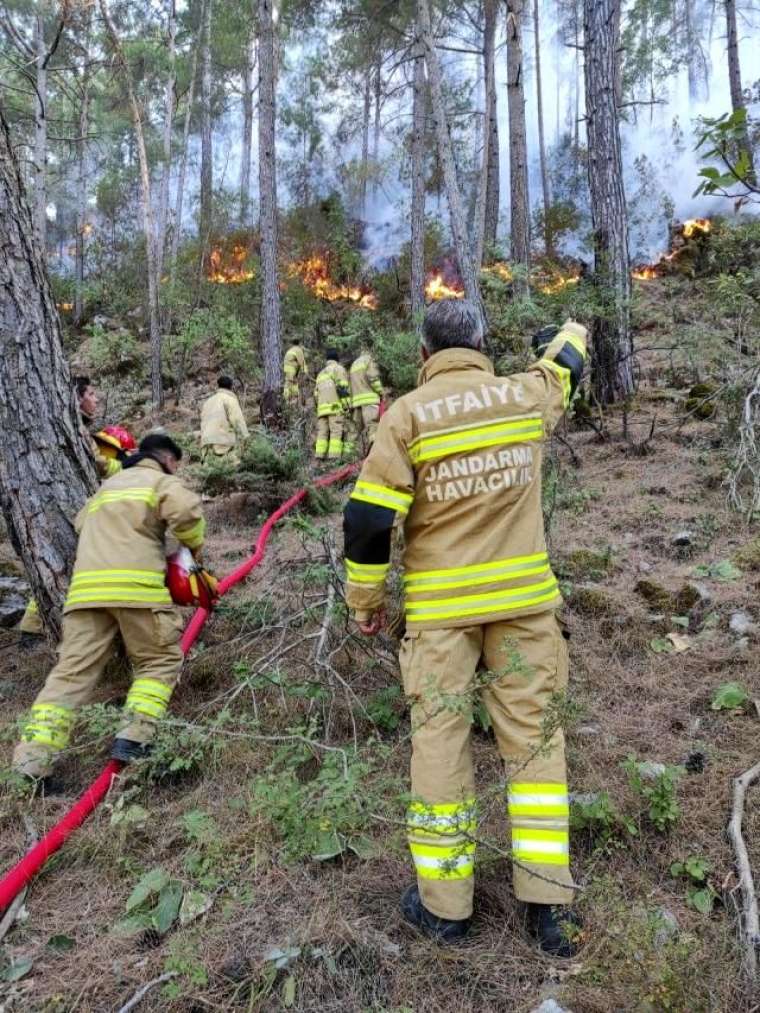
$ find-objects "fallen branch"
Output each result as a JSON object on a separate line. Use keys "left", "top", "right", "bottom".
{"left": 117, "top": 971, "right": 178, "bottom": 1013}
{"left": 728, "top": 759, "right": 760, "bottom": 981}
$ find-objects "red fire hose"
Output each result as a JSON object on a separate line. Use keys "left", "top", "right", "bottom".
{"left": 0, "top": 462, "right": 359, "bottom": 915}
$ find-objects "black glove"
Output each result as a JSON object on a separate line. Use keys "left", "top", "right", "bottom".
{"left": 532, "top": 325, "right": 560, "bottom": 357}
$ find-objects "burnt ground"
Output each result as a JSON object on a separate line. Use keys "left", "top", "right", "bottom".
{"left": 1, "top": 338, "right": 760, "bottom": 1011}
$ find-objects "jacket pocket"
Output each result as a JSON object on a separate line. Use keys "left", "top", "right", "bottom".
{"left": 153, "top": 608, "right": 183, "bottom": 648}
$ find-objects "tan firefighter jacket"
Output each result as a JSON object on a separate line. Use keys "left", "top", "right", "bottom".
{"left": 200, "top": 389, "right": 249, "bottom": 448}
{"left": 65, "top": 458, "right": 205, "bottom": 612}
{"left": 350, "top": 352, "right": 383, "bottom": 408}
{"left": 343, "top": 321, "right": 588, "bottom": 629}
{"left": 284, "top": 344, "right": 308, "bottom": 382}
{"left": 315, "top": 359, "right": 351, "bottom": 417}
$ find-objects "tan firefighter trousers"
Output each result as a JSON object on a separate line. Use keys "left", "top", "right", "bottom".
{"left": 13, "top": 607, "right": 184, "bottom": 778}
{"left": 315, "top": 414, "right": 348, "bottom": 459}
{"left": 202, "top": 444, "right": 240, "bottom": 467}
{"left": 352, "top": 404, "right": 380, "bottom": 451}
{"left": 400, "top": 609, "right": 574, "bottom": 921}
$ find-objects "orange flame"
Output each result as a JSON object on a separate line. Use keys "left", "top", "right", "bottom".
{"left": 425, "top": 272, "right": 464, "bottom": 300}
{"left": 57, "top": 302, "right": 74, "bottom": 311}
{"left": 683, "top": 217, "right": 711, "bottom": 238}
{"left": 538, "top": 273, "right": 581, "bottom": 295}
{"left": 207, "top": 245, "right": 255, "bottom": 284}
{"left": 288, "top": 254, "right": 378, "bottom": 309}
{"left": 481, "top": 262, "right": 513, "bottom": 282}
{"left": 632, "top": 218, "right": 712, "bottom": 281}
{"left": 631, "top": 266, "right": 659, "bottom": 281}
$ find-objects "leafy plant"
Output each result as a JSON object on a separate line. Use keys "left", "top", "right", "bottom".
{"left": 113, "top": 867, "right": 184, "bottom": 938}
{"left": 710, "top": 682, "right": 749, "bottom": 711}
{"left": 692, "top": 559, "right": 742, "bottom": 582}
{"left": 364, "top": 684, "right": 403, "bottom": 732}
{"left": 570, "top": 790, "right": 638, "bottom": 847}
{"left": 671, "top": 856, "right": 716, "bottom": 914}
{"left": 623, "top": 757, "right": 683, "bottom": 833}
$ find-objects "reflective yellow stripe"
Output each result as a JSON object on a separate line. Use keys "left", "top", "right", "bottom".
{"left": 26, "top": 600, "right": 39, "bottom": 615}
{"left": 126, "top": 678, "right": 172, "bottom": 719}
{"left": 315, "top": 439, "right": 328, "bottom": 454}
{"left": 409, "top": 416, "right": 544, "bottom": 464}
{"left": 105, "top": 458, "right": 122, "bottom": 477}
{"left": 317, "top": 402, "right": 341, "bottom": 417}
{"left": 541, "top": 359, "right": 572, "bottom": 408}
{"left": 350, "top": 480, "right": 413, "bottom": 515}
{"left": 174, "top": 517, "right": 206, "bottom": 550}
{"left": 352, "top": 392, "right": 381, "bottom": 407}
{"left": 66, "top": 590, "right": 172, "bottom": 604}
{"left": 87, "top": 489, "right": 158, "bottom": 513}
{"left": 23, "top": 703, "right": 75, "bottom": 750}
{"left": 72, "top": 568, "right": 166, "bottom": 580}
{"left": 559, "top": 331, "right": 587, "bottom": 358}
{"left": 71, "top": 569, "right": 165, "bottom": 587}
{"left": 406, "top": 577, "right": 561, "bottom": 622}
{"left": 508, "top": 782, "right": 569, "bottom": 818}
{"left": 408, "top": 840, "right": 475, "bottom": 879}
{"left": 345, "top": 560, "right": 390, "bottom": 585}
{"left": 405, "top": 553, "right": 551, "bottom": 593}
{"left": 512, "top": 827, "right": 569, "bottom": 865}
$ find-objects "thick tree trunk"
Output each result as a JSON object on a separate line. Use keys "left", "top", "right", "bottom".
{"left": 410, "top": 40, "right": 426, "bottom": 332}
{"left": 685, "top": 0, "right": 707, "bottom": 102}
{"left": 33, "top": 15, "right": 48, "bottom": 251}
{"left": 169, "top": 41, "right": 199, "bottom": 288}
{"left": 725, "top": 0, "right": 756, "bottom": 182}
{"left": 240, "top": 15, "right": 256, "bottom": 225}
{"left": 258, "top": 0, "right": 282, "bottom": 425}
{"left": 0, "top": 106, "right": 98, "bottom": 639}
{"left": 506, "top": 0, "right": 530, "bottom": 291}
{"left": 371, "top": 57, "right": 382, "bottom": 199}
{"left": 583, "top": 0, "right": 635, "bottom": 405}
{"left": 417, "top": 0, "right": 483, "bottom": 321}
{"left": 199, "top": 0, "right": 214, "bottom": 262}
{"left": 360, "top": 71, "right": 371, "bottom": 215}
{"left": 474, "top": 0, "right": 498, "bottom": 267}
{"left": 155, "top": 0, "right": 177, "bottom": 284}
{"left": 100, "top": 0, "right": 163, "bottom": 408}
{"left": 534, "top": 0, "right": 552, "bottom": 256}
{"left": 74, "top": 46, "right": 92, "bottom": 327}
{"left": 484, "top": 0, "right": 500, "bottom": 254}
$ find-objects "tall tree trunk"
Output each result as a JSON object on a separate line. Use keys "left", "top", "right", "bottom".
{"left": 258, "top": 0, "right": 282, "bottom": 425}
{"left": 534, "top": 0, "right": 552, "bottom": 256}
{"left": 240, "top": 11, "right": 256, "bottom": 224}
{"left": 583, "top": 0, "right": 634, "bottom": 405}
{"left": 417, "top": 0, "right": 483, "bottom": 321}
{"left": 169, "top": 41, "right": 199, "bottom": 288}
{"left": 199, "top": 0, "right": 214, "bottom": 262}
{"left": 484, "top": 0, "right": 500, "bottom": 254}
{"left": 33, "top": 15, "right": 48, "bottom": 250}
{"left": 100, "top": 0, "right": 163, "bottom": 408}
{"left": 360, "top": 71, "right": 371, "bottom": 215}
{"left": 725, "top": 0, "right": 756, "bottom": 182}
{"left": 155, "top": 0, "right": 177, "bottom": 284}
{"left": 573, "top": 4, "right": 581, "bottom": 148}
{"left": 474, "top": 0, "right": 498, "bottom": 267}
{"left": 371, "top": 56, "right": 381, "bottom": 199}
{"left": 0, "top": 105, "right": 98, "bottom": 639}
{"left": 685, "top": 0, "right": 707, "bottom": 101}
{"left": 506, "top": 0, "right": 530, "bottom": 290}
{"left": 74, "top": 24, "right": 92, "bottom": 327}
{"left": 410, "top": 39, "right": 426, "bottom": 332}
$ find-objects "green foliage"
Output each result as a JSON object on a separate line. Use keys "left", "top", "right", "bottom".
{"left": 710, "top": 682, "right": 749, "bottom": 711}
{"left": 239, "top": 433, "right": 303, "bottom": 480}
{"left": 372, "top": 328, "right": 420, "bottom": 395}
{"left": 364, "top": 684, "right": 403, "bottom": 732}
{"left": 113, "top": 867, "right": 184, "bottom": 938}
{"left": 532, "top": 201, "right": 582, "bottom": 255}
{"left": 670, "top": 856, "right": 716, "bottom": 914}
{"left": 692, "top": 559, "right": 742, "bottom": 582}
{"left": 623, "top": 757, "right": 682, "bottom": 833}
{"left": 570, "top": 791, "right": 638, "bottom": 847}
{"left": 86, "top": 321, "right": 141, "bottom": 377}
{"left": 695, "top": 109, "right": 759, "bottom": 203}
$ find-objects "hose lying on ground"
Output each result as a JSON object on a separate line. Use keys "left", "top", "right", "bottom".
{"left": 0, "top": 462, "right": 359, "bottom": 915}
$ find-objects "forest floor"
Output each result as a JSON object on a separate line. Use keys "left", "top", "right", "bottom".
{"left": 1, "top": 293, "right": 760, "bottom": 1012}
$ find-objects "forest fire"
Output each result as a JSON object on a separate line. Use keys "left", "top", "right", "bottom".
{"left": 287, "top": 254, "right": 378, "bottom": 309}
{"left": 207, "top": 245, "right": 255, "bottom": 284}
{"left": 682, "top": 217, "right": 711, "bottom": 238}
{"left": 537, "top": 272, "right": 581, "bottom": 295}
{"left": 425, "top": 272, "right": 465, "bottom": 300}
{"left": 631, "top": 218, "right": 712, "bottom": 282}
{"left": 481, "top": 261, "right": 513, "bottom": 282}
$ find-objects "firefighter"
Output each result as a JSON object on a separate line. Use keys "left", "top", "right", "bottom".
{"left": 18, "top": 381, "right": 135, "bottom": 642}
{"left": 200, "top": 376, "right": 249, "bottom": 467}
{"left": 314, "top": 348, "right": 352, "bottom": 460}
{"left": 12, "top": 434, "right": 205, "bottom": 785}
{"left": 350, "top": 343, "right": 384, "bottom": 451}
{"left": 342, "top": 300, "right": 588, "bottom": 954}
{"left": 283, "top": 338, "right": 308, "bottom": 406}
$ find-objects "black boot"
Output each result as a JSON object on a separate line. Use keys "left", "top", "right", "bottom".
{"left": 401, "top": 885, "right": 471, "bottom": 944}
{"left": 20, "top": 772, "right": 65, "bottom": 797}
{"left": 527, "top": 903, "right": 582, "bottom": 958}
{"left": 111, "top": 738, "right": 152, "bottom": 763}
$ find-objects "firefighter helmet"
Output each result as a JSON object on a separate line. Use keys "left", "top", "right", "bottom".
{"left": 94, "top": 425, "right": 137, "bottom": 460}
{"left": 166, "top": 548, "right": 218, "bottom": 609}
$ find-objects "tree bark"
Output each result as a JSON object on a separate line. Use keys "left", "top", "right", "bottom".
{"left": 371, "top": 56, "right": 382, "bottom": 199}
{"left": 583, "top": 0, "right": 635, "bottom": 405}
{"left": 417, "top": 0, "right": 483, "bottom": 321}
{"left": 155, "top": 0, "right": 177, "bottom": 284}
{"left": 534, "top": 0, "right": 552, "bottom": 256}
{"left": 506, "top": 0, "right": 530, "bottom": 291}
{"left": 169, "top": 39, "right": 199, "bottom": 288}
{"left": 74, "top": 15, "right": 93, "bottom": 327}
{"left": 484, "top": 0, "right": 500, "bottom": 253}
{"left": 360, "top": 71, "right": 371, "bottom": 215}
{"left": 410, "top": 39, "right": 426, "bottom": 332}
{"left": 0, "top": 104, "right": 98, "bottom": 639}
{"left": 33, "top": 15, "right": 48, "bottom": 250}
{"left": 474, "top": 0, "right": 498, "bottom": 267}
{"left": 258, "top": 0, "right": 282, "bottom": 425}
{"left": 199, "top": 0, "right": 214, "bottom": 263}
{"left": 100, "top": 0, "right": 163, "bottom": 408}
{"left": 725, "top": 0, "right": 756, "bottom": 182}
{"left": 240, "top": 8, "right": 256, "bottom": 225}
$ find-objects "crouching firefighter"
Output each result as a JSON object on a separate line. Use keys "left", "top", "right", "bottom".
{"left": 342, "top": 300, "right": 588, "bottom": 954}
{"left": 13, "top": 434, "right": 210, "bottom": 786}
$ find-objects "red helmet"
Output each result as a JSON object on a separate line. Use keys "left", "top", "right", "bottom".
{"left": 94, "top": 425, "right": 137, "bottom": 458}
{"left": 166, "top": 548, "right": 217, "bottom": 609}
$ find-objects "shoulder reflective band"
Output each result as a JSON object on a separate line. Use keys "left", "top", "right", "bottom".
{"left": 126, "top": 678, "right": 173, "bottom": 720}
{"left": 408, "top": 416, "right": 543, "bottom": 465}
{"left": 345, "top": 559, "right": 391, "bottom": 585}
{"left": 405, "top": 577, "right": 560, "bottom": 623}
{"left": 87, "top": 488, "right": 158, "bottom": 513}
{"left": 174, "top": 516, "right": 206, "bottom": 550}
{"left": 350, "top": 480, "right": 414, "bottom": 515}
{"left": 511, "top": 827, "right": 569, "bottom": 866}
{"left": 23, "top": 703, "right": 75, "bottom": 751}
{"left": 404, "top": 552, "right": 550, "bottom": 593}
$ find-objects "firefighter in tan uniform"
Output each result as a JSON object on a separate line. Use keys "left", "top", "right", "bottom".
{"left": 19, "top": 377, "right": 131, "bottom": 640}
{"left": 343, "top": 300, "right": 588, "bottom": 954}
{"left": 350, "top": 345, "right": 384, "bottom": 451}
{"left": 13, "top": 434, "right": 205, "bottom": 784}
{"left": 314, "top": 348, "right": 352, "bottom": 460}
{"left": 283, "top": 339, "right": 309, "bottom": 405}
{"left": 200, "top": 376, "right": 249, "bottom": 466}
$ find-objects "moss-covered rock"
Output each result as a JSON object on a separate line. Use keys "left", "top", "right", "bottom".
{"left": 635, "top": 579, "right": 676, "bottom": 611}
{"left": 734, "top": 538, "right": 760, "bottom": 572}
{"left": 569, "top": 585, "right": 617, "bottom": 616}
{"left": 684, "top": 383, "right": 717, "bottom": 420}
{"left": 558, "top": 548, "right": 615, "bottom": 581}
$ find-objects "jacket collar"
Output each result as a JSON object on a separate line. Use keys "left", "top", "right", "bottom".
{"left": 418, "top": 347, "right": 494, "bottom": 386}
{"left": 134, "top": 458, "right": 165, "bottom": 474}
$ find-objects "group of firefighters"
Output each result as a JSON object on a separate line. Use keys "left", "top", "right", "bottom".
{"left": 9, "top": 302, "right": 589, "bottom": 958}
